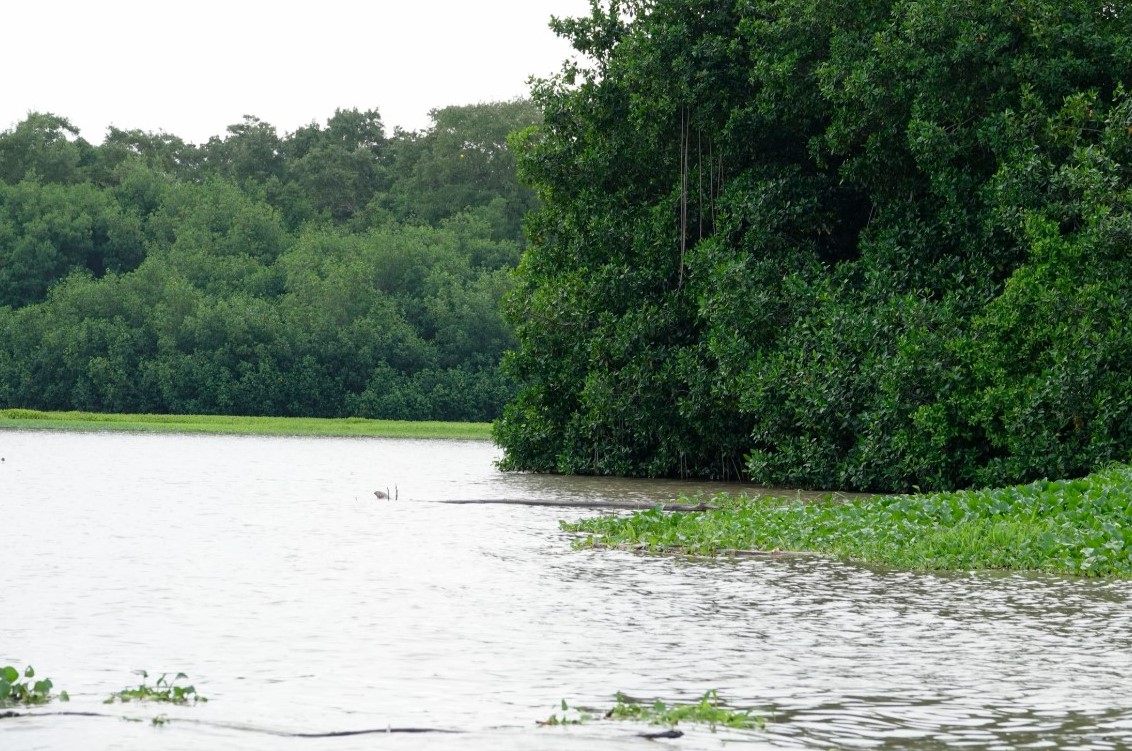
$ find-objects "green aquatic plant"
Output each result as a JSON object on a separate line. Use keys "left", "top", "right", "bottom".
{"left": 607, "top": 690, "right": 764, "bottom": 730}
{"left": 538, "top": 699, "right": 594, "bottom": 726}
{"left": 562, "top": 464, "right": 1132, "bottom": 576}
{"left": 105, "top": 671, "right": 207, "bottom": 705}
{"left": 540, "top": 691, "right": 762, "bottom": 731}
{"left": 0, "top": 665, "right": 68, "bottom": 707}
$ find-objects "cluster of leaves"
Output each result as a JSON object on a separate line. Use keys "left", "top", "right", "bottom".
{"left": 540, "top": 698, "right": 593, "bottom": 726}
{"left": 564, "top": 463, "right": 1132, "bottom": 576}
{"left": 497, "top": 0, "right": 1132, "bottom": 491}
{"left": 104, "top": 671, "right": 206, "bottom": 705}
{"left": 607, "top": 690, "right": 763, "bottom": 730}
{"left": 542, "top": 691, "right": 762, "bottom": 731}
{"left": 0, "top": 101, "right": 538, "bottom": 422}
{"left": 0, "top": 665, "right": 67, "bottom": 706}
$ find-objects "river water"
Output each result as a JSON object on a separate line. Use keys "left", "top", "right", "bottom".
{"left": 1, "top": 430, "right": 1130, "bottom": 750}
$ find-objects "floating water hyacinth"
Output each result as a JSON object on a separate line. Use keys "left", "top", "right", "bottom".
{"left": 0, "top": 665, "right": 68, "bottom": 707}
{"left": 105, "top": 671, "right": 207, "bottom": 705}
{"left": 563, "top": 465, "right": 1132, "bottom": 576}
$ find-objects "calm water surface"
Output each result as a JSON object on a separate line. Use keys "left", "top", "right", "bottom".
{"left": 1, "top": 430, "right": 1130, "bottom": 750}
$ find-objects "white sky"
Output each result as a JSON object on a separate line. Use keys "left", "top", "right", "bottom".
{"left": 2, "top": 0, "right": 593, "bottom": 144}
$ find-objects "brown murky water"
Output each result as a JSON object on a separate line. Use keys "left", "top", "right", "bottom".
{"left": 2, "top": 430, "right": 1130, "bottom": 749}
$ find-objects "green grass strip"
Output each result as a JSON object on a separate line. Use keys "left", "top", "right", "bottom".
{"left": 562, "top": 464, "right": 1132, "bottom": 576}
{"left": 0, "top": 409, "right": 491, "bottom": 441}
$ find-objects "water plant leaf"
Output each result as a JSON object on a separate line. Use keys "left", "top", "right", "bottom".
{"left": 1, "top": 664, "right": 63, "bottom": 707}
{"left": 105, "top": 671, "right": 207, "bottom": 705}
{"left": 541, "top": 691, "right": 763, "bottom": 732}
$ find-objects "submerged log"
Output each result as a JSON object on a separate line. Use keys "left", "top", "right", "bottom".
{"left": 4, "top": 710, "right": 691, "bottom": 739}
{"left": 0, "top": 710, "right": 461, "bottom": 736}
{"left": 435, "top": 498, "right": 716, "bottom": 511}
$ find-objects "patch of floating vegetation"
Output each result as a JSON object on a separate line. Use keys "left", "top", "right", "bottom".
{"left": 105, "top": 671, "right": 207, "bottom": 705}
{"left": 541, "top": 690, "right": 763, "bottom": 731}
{"left": 563, "top": 464, "right": 1132, "bottom": 576}
{"left": 0, "top": 665, "right": 67, "bottom": 707}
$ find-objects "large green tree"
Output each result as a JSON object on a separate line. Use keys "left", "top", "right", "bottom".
{"left": 0, "top": 113, "right": 92, "bottom": 185}
{"left": 0, "top": 181, "right": 145, "bottom": 306}
{"left": 496, "top": 0, "right": 1130, "bottom": 490}
{"left": 281, "top": 108, "right": 389, "bottom": 223}
{"left": 381, "top": 100, "right": 542, "bottom": 243}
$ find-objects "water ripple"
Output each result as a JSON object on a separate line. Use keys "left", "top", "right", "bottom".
{"left": 1, "top": 430, "right": 1130, "bottom": 749}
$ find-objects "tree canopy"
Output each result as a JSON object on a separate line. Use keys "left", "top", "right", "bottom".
{"left": 0, "top": 101, "right": 539, "bottom": 422}
{"left": 494, "top": 0, "right": 1131, "bottom": 491}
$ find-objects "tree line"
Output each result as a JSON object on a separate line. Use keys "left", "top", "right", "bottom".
{"left": 495, "top": 0, "right": 1131, "bottom": 491}
{"left": 0, "top": 100, "right": 540, "bottom": 421}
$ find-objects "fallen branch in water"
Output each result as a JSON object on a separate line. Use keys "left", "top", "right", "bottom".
{"left": 1, "top": 709, "right": 690, "bottom": 739}
{"left": 0, "top": 710, "right": 460, "bottom": 736}
{"left": 436, "top": 498, "right": 716, "bottom": 511}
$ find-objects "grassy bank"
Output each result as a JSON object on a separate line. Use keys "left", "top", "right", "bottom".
{"left": 562, "top": 465, "right": 1132, "bottom": 576}
{"left": 0, "top": 409, "right": 492, "bottom": 441}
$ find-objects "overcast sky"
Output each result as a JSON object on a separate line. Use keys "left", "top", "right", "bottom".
{"left": 3, "top": 0, "right": 593, "bottom": 144}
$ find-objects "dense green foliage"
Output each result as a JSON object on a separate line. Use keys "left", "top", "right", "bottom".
{"left": 496, "top": 0, "right": 1132, "bottom": 490}
{"left": 0, "top": 102, "right": 539, "bottom": 422}
{"left": 563, "top": 463, "right": 1132, "bottom": 576}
